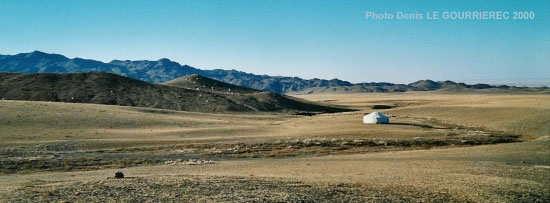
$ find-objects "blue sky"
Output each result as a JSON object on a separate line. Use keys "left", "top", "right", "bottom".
{"left": 1, "top": 0, "right": 549, "bottom": 83}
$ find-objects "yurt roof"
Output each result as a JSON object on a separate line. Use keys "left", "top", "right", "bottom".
{"left": 364, "top": 112, "right": 387, "bottom": 117}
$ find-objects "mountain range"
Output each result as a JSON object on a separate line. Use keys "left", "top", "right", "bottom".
{"left": 1, "top": 51, "right": 548, "bottom": 94}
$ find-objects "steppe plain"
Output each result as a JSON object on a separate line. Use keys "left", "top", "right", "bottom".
{"left": 1, "top": 92, "right": 549, "bottom": 202}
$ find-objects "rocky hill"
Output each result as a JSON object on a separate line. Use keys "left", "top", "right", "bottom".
{"left": 162, "top": 74, "right": 260, "bottom": 94}
{"left": 0, "top": 72, "right": 350, "bottom": 113}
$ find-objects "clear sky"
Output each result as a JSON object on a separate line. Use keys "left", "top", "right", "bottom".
{"left": 1, "top": 0, "right": 549, "bottom": 83}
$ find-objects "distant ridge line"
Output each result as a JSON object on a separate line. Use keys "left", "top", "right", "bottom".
{"left": 0, "top": 51, "right": 548, "bottom": 94}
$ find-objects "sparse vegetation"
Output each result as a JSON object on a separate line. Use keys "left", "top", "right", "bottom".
{"left": 1, "top": 92, "right": 549, "bottom": 202}
{"left": 0, "top": 72, "right": 350, "bottom": 113}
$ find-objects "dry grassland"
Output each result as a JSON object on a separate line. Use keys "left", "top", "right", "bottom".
{"left": 1, "top": 92, "right": 549, "bottom": 202}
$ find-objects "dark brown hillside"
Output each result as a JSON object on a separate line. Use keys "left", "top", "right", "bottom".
{"left": 163, "top": 74, "right": 350, "bottom": 113}
{"left": 162, "top": 74, "right": 260, "bottom": 94}
{"left": 0, "top": 72, "right": 350, "bottom": 113}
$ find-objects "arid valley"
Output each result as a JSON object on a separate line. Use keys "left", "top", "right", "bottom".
{"left": 2, "top": 1, "right": 549, "bottom": 202}
{"left": 1, "top": 91, "right": 548, "bottom": 202}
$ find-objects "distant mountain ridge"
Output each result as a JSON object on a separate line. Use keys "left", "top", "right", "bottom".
{"left": 1, "top": 51, "right": 547, "bottom": 94}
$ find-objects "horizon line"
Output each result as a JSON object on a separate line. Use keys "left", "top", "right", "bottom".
{"left": 2, "top": 50, "right": 548, "bottom": 87}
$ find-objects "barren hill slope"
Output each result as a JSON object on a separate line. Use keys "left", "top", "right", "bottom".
{"left": 163, "top": 74, "right": 350, "bottom": 113}
{"left": 162, "top": 74, "right": 260, "bottom": 94}
{"left": 0, "top": 72, "right": 349, "bottom": 113}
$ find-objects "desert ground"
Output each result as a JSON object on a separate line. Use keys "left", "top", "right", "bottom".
{"left": 1, "top": 92, "right": 549, "bottom": 202}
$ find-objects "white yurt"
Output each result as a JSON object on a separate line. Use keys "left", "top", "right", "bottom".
{"left": 363, "top": 112, "right": 389, "bottom": 124}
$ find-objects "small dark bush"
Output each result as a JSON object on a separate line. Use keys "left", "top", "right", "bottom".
{"left": 114, "top": 171, "right": 124, "bottom": 179}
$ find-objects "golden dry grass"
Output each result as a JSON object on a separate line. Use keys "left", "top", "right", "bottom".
{"left": 1, "top": 92, "right": 549, "bottom": 202}
{"left": 0, "top": 100, "right": 290, "bottom": 148}
{"left": 294, "top": 92, "right": 550, "bottom": 139}
{"left": 0, "top": 97, "right": 490, "bottom": 149}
